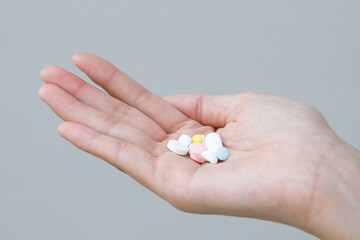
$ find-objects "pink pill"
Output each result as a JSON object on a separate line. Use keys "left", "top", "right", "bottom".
{"left": 189, "top": 143, "right": 206, "bottom": 163}
{"left": 190, "top": 153, "right": 206, "bottom": 163}
{"left": 189, "top": 143, "right": 206, "bottom": 155}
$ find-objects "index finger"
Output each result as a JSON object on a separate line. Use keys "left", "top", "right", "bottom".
{"left": 72, "top": 52, "right": 190, "bottom": 134}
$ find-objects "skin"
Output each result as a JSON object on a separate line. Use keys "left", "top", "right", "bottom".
{"left": 38, "top": 52, "right": 360, "bottom": 239}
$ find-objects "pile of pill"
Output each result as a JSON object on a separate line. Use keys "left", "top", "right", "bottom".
{"left": 167, "top": 133, "right": 228, "bottom": 164}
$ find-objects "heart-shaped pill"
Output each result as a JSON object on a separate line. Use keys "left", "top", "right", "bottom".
{"left": 167, "top": 140, "right": 189, "bottom": 155}
{"left": 178, "top": 134, "right": 191, "bottom": 147}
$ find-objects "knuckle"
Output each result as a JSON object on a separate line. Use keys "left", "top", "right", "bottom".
{"left": 111, "top": 102, "right": 132, "bottom": 121}
{"left": 134, "top": 90, "right": 152, "bottom": 107}
{"left": 102, "top": 115, "right": 119, "bottom": 135}
{"left": 114, "top": 140, "right": 130, "bottom": 162}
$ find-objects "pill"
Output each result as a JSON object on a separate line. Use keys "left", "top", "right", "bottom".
{"left": 201, "top": 135, "right": 205, "bottom": 144}
{"left": 167, "top": 140, "right": 189, "bottom": 155}
{"left": 190, "top": 153, "right": 206, "bottom": 163}
{"left": 201, "top": 150, "right": 218, "bottom": 164}
{"left": 205, "top": 133, "right": 223, "bottom": 153}
{"left": 191, "top": 134, "right": 203, "bottom": 143}
{"left": 189, "top": 142, "right": 206, "bottom": 155}
{"left": 215, "top": 146, "right": 229, "bottom": 161}
{"left": 178, "top": 134, "right": 191, "bottom": 147}
{"left": 188, "top": 143, "right": 206, "bottom": 163}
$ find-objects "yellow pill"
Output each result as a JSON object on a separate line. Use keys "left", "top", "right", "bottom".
{"left": 191, "top": 134, "right": 203, "bottom": 143}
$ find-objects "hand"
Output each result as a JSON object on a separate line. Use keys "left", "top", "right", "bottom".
{"left": 39, "top": 53, "right": 360, "bottom": 239}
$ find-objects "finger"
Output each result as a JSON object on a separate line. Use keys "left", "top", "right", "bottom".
{"left": 57, "top": 121, "right": 159, "bottom": 191}
{"left": 163, "top": 93, "right": 237, "bottom": 128}
{"left": 39, "top": 84, "right": 157, "bottom": 153}
{"left": 72, "top": 52, "right": 189, "bottom": 133}
{"left": 40, "top": 65, "right": 167, "bottom": 141}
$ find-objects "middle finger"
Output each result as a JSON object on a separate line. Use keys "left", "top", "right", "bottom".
{"left": 40, "top": 65, "right": 167, "bottom": 142}
{"left": 39, "top": 84, "right": 158, "bottom": 154}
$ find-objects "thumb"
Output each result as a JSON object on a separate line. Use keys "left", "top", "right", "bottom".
{"left": 162, "top": 93, "right": 237, "bottom": 128}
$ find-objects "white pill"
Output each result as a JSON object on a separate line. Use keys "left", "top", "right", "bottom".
{"left": 201, "top": 150, "right": 218, "bottom": 164}
{"left": 167, "top": 140, "right": 189, "bottom": 155}
{"left": 178, "top": 134, "right": 191, "bottom": 147}
{"left": 205, "top": 132, "right": 223, "bottom": 153}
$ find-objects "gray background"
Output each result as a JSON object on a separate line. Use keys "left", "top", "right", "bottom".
{"left": 1, "top": 0, "right": 359, "bottom": 239}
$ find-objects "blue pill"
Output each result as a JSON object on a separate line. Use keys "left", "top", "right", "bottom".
{"left": 215, "top": 146, "right": 229, "bottom": 161}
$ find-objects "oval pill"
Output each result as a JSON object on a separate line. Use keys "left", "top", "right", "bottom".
{"left": 201, "top": 150, "right": 218, "bottom": 164}
{"left": 205, "top": 133, "right": 223, "bottom": 153}
{"left": 190, "top": 153, "right": 206, "bottom": 163}
{"left": 215, "top": 146, "right": 229, "bottom": 161}
{"left": 191, "top": 134, "right": 203, "bottom": 143}
{"left": 189, "top": 142, "right": 206, "bottom": 155}
{"left": 178, "top": 134, "right": 191, "bottom": 147}
{"left": 167, "top": 140, "right": 189, "bottom": 155}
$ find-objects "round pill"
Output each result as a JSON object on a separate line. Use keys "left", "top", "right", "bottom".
{"left": 215, "top": 146, "right": 229, "bottom": 161}
{"left": 191, "top": 134, "right": 203, "bottom": 143}
{"left": 189, "top": 142, "right": 206, "bottom": 155}
{"left": 178, "top": 134, "right": 191, "bottom": 147}
{"left": 205, "top": 133, "right": 223, "bottom": 153}
{"left": 167, "top": 140, "right": 189, "bottom": 155}
{"left": 201, "top": 150, "right": 218, "bottom": 164}
{"left": 190, "top": 153, "right": 206, "bottom": 163}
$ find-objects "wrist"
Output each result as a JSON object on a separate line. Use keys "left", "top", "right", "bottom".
{"left": 305, "top": 133, "right": 360, "bottom": 239}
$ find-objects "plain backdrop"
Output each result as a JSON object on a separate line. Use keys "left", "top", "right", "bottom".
{"left": 1, "top": 1, "right": 359, "bottom": 239}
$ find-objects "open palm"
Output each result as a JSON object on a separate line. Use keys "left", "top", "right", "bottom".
{"left": 39, "top": 53, "right": 337, "bottom": 232}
